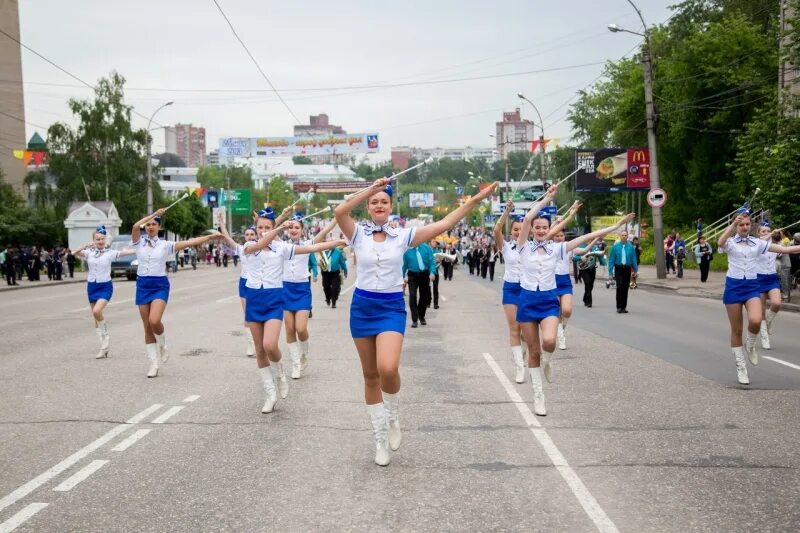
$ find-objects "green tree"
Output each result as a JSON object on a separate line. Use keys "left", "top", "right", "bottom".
{"left": 46, "top": 71, "right": 150, "bottom": 229}
{"left": 196, "top": 165, "right": 252, "bottom": 189}
{"left": 161, "top": 191, "right": 209, "bottom": 237}
{"left": 292, "top": 155, "right": 313, "bottom": 165}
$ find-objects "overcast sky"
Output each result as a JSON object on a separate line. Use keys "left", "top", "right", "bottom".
{"left": 15, "top": 0, "right": 674, "bottom": 159}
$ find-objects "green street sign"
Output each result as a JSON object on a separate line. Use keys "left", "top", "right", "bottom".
{"left": 221, "top": 189, "right": 251, "bottom": 215}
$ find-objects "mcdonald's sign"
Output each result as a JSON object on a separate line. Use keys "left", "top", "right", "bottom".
{"left": 626, "top": 148, "right": 651, "bottom": 189}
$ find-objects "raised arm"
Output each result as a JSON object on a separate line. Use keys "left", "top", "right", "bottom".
{"left": 72, "top": 242, "right": 94, "bottom": 256}
{"left": 573, "top": 237, "right": 600, "bottom": 259}
{"left": 217, "top": 224, "right": 240, "bottom": 250}
{"left": 494, "top": 199, "right": 513, "bottom": 246}
{"left": 295, "top": 239, "right": 347, "bottom": 256}
{"left": 274, "top": 205, "right": 293, "bottom": 227}
{"left": 313, "top": 218, "right": 338, "bottom": 244}
{"left": 544, "top": 201, "right": 582, "bottom": 241}
{"left": 176, "top": 232, "right": 222, "bottom": 253}
{"left": 566, "top": 213, "right": 636, "bottom": 253}
{"left": 335, "top": 178, "right": 390, "bottom": 241}
{"left": 718, "top": 215, "right": 743, "bottom": 249}
{"left": 516, "top": 184, "right": 558, "bottom": 248}
{"left": 769, "top": 243, "right": 800, "bottom": 254}
{"left": 131, "top": 207, "right": 166, "bottom": 244}
{"left": 412, "top": 182, "right": 499, "bottom": 246}
{"left": 245, "top": 224, "right": 286, "bottom": 254}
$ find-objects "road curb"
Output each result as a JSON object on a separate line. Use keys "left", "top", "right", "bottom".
{"left": 637, "top": 282, "right": 800, "bottom": 313}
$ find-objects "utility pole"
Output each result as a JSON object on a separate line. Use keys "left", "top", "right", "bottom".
{"left": 225, "top": 167, "right": 232, "bottom": 233}
{"left": 145, "top": 101, "right": 173, "bottom": 214}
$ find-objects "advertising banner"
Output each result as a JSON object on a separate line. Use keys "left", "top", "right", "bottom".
{"left": 408, "top": 193, "right": 435, "bottom": 208}
{"left": 626, "top": 147, "right": 651, "bottom": 189}
{"left": 220, "top": 189, "right": 252, "bottom": 215}
{"left": 292, "top": 181, "right": 368, "bottom": 193}
{"left": 575, "top": 147, "right": 652, "bottom": 192}
{"left": 219, "top": 133, "right": 379, "bottom": 162}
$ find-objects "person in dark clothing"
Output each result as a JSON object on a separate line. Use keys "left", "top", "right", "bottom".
{"left": 466, "top": 249, "right": 475, "bottom": 275}
{"left": 3, "top": 247, "right": 17, "bottom": 285}
{"left": 693, "top": 235, "right": 713, "bottom": 283}
{"left": 488, "top": 245, "right": 498, "bottom": 281}
{"left": 479, "top": 247, "right": 489, "bottom": 279}
{"left": 66, "top": 249, "right": 76, "bottom": 278}
{"left": 54, "top": 248, "right": 63, "bottom": 280}
{"left": 45, "top": 249, "right": 55, "bottom": 280}
{"left": 573, "top": 239, "right": 604, "bottom": 308}
{"left": 403, "top": 243, "right": 436, "bottom": 327}
{"left": 608, "top": 231, "right": 638, "bottom": 313}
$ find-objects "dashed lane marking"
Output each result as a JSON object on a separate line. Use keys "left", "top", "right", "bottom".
{"left": 52, "top": 460, "right": 109, "bottom": 492}
{"left": 482, "top": 352, "right": 619, "bottom": 533}
{"left": 151, "top": 406, "right": 185, "bottom": 424}
{"left": 183, "top": 395, "right": 201, "bottom": 403}
{"left": 111, "top": 430, "right": 152, "bottom": 452}
{"left": 216, "top": 294, "right": 240, "bottom": 304}
{"left": 0, "top": 502, "right": 48, "bottom": 533}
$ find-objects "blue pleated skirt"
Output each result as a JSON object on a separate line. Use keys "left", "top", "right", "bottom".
{"left": 135, "top": 276, "right": 170, "bottom": 305}
{"left": 757, "top": 273, "right": 781, "bottom": 294}
{"left": 238, "top": 277, "right": 248, "bottom": 298}
{"left": 516, "top": 288, "right": 560, "bottom": 322}
{"left": 282, "top": 280, "right": 312, "bottom": 312}
{"left": 554, "top": 273, "right": 573, "bottom": 296}
{"left": 502, "top": 281, "right": 522, "bottom": 306}
{"left": 245, "top": 287, "right": 284, "bottom": 322}
{"left": 350, "top": 288, "right": 406, "bottom": 338}
{"left": 722, "top": 277, "right": 761, "bottom": 305}
{"left": 87, "top": 281, "right": 113, "bottom": 303}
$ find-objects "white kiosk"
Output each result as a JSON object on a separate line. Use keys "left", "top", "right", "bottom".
{"left": 63, "top": 201, "right": 123, "bottom": 250}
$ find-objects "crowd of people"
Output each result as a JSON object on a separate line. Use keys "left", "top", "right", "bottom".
{"left": 1, "top": 245, "right": 78, "bottom": 285}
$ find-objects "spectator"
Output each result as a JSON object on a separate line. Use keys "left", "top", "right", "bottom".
{"left": 632, "top": 236, "right": 642, "bottom": 265}
{"left": 488, "top": 244, "right": 499, "bottom": 282}
{"left": 696, "top": 217, "right": 703, "bottom": 237}
{"left": 790, "top": 233, "right": 800, "bottom": 280}
{"left": 674, "top": 233, "right": 686, "bottom": 278}
{"left": 608, "top": 230, "right": 638, "bottom": 314}
{"left": 573, "top": 238, "right": 604, "bottom": 308}
{"left": 66, "top": 249, "right": 76, "bottom": 278}
{"left": 402, "top": 241, "right": 436, "bottom": 328}
{"left": 693, "top": 235, "right": 714, "bottom": 283}
{"left": 664, "top": 232, "right": 676, "bottom": 275}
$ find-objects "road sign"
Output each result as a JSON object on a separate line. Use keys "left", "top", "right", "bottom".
{"left": 220, "top": 189, "right": 252, "bottom": 215}
{"left": 647, "top": 188, "right": 667, "bottom": 208}
{"left": 541, "top": 205, "right": 558, "bottom": 218}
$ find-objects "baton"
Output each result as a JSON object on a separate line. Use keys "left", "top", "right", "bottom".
{"left": 299, "top": 206, "right": 332, "bottom": 221}
{"left": 163, "top": 193, "right": 189, "bottom": 212}
{"left": 776, "top": 218, "right": 800, "bottom": 232}
{"left": 344, "top": 157, "right": 434, "bottom": 200}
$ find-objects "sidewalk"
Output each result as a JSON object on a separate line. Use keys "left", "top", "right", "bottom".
{"left": 0, "top": 271, "right": 87, "bottom": 293}
{"left": 635, "top": 265, "right": 800, "bottom": 312}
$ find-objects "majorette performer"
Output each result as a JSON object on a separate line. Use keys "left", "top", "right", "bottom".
{"left": 218, "top": 223, "right": 259, "bottom": 356}
{"left": 755, "top": 219, "right": 783, "bottom": 350}
{"left": 547, "top": 202, "right": 582, "bottom": 351}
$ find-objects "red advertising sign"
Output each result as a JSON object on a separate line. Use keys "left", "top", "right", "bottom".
{"left": 626, "top": 148, "right": 651, "bottom": 189}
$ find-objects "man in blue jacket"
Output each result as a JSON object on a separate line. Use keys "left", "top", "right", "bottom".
{"left": 608, "top": 229, "right": 638, "bottom": 314}
{"left": 403, "top": 241, "right": 436, "bottom": 328}
{"left": 321, "top": 243, "right": 348, "bottom": 308}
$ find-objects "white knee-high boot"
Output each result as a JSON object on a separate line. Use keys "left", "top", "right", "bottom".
{"left": 145, "top": 343, "right": 159, "bottom": 378}
{"left": 288, "top": 343, "right": 302, "bottom": 379}
{"left": 95, "top": 321, "right": 109, "bottom": 358}
{"left": 732, "top": 347, "right": 749, "bottom": 385}
{"left": 245, "top": 327, "right": 255, "bottom": 357}
{"left": 298, "top": 339, "right": 309, "bottom": 368}
{"left": 383, "top": 391, "right": 401, "bottom": 451}
{"left": 260, "top": 366, "right": 277, "bottom": 413}
{"left": 529, "top": 367, "right": 546, "bottom": 416}
{"left": 541, "top": 349, "right": 554, "bottom": 383}
{"left": 511, "top": 345, "right": 525, "bottom": 384}
{"left": 759, "top": 321, "right": 771, "bottom": 350}
{"left": 766, "top": 309, "right": 777, "bottom": 334}
{"left": 155, "top": 332, "right": 169, "bottom": 364}
{"left": 272, "top": 360, "right": 288, "bottom": 399}
{"left": 745, "top": 331, "right": 758, "bottom": 365}
{"left": 366, "top": 403, "right": 390, "bottom": 466}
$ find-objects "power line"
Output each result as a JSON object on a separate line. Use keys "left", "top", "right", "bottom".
{"left": 0, "top": 110, "right": 48, "bottom": 130}
{"left": 211, "top": 0, "right": 302, "bottom": 125}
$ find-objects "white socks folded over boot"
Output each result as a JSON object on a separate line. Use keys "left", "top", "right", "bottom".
{"left": 383, "top": 391, "right": 401, "bottom": 451}
{"left": 732, "top": 347, "right": 749, "bottom": 385}
{"left": 511, "top": 345, "right": 525, "bottom": 384}
{"left": 145, "top": 343, "right": 159, "bottom": 378}
{"left": 366, "top": 403, "right": 390, "bottom": 466}
{"left": 260, "top": 366, "right": 277, "bottom": 413}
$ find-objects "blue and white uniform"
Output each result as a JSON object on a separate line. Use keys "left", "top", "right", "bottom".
{"left": 554, "top": 245, "right": 573, "bottom": 296}
{"left": 282, "top": 239, "right": 313, "bottom": 312}
{"left": 501, "top": 240, "right": 522, "bottom": 306}
{"left": 349, "top": 222, "right": 416, "bottom": 338}
{"left": 244, "top": 239, "right": 294, "bottom": 322}
{"left": 516, "top": 240, "right": 565, "bottom": 322}
{"left": 755, "top": 240, "right": 781, "bottom": 294}
{"left": 133, "top": 236, "right": 175, "bottom": 305}
{"left": 720, "top": 236, "right": 770, "bottom": 304}
{"left": 237, "top": 243, "right": 259, "bottom": 298}
{"left": 82, "top": 248, "right": 120, "bottom": 303}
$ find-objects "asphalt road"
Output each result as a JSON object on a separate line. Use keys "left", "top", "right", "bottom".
{"left": 1, "top": 263, "right": 799, "bottom": 532}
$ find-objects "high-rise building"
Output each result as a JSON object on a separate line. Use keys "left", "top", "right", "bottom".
{"left": 165, "top": 124, "right": 206, "bottom": 167}
{"left": 0, "top": 0, "right": 27, "bottom": 191}
{"left": 207, "top": 149, "right": 219, "bottom": 166}
{"left": 495, "top": 108, "right": 534, "bottom": 160}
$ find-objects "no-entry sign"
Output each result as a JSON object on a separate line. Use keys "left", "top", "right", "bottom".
{"left": 647, "top": 188, "right": 667, "bottom": 208}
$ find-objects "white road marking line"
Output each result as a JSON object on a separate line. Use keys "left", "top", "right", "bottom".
{"left": 151, "top": 406, "right": 185, "bottom": 424}
{"left": 216, "top": 294, "right": 240, "bottom": 304}
{"left": 340, "top": 282, "right": 356, "bottom": 295}
{"left": 111, "top": 429, "right": 152, "bottom": 452}
{"left": 183, "top": 395, "right": 200, "bottom": 403}
{"left": 0, "top": 403, "right": 164, "bottom": 513}
{"left": 763, "top": 356, "right": 800, "bottom": 371}
{"left": 0, "top": 425, "right": 128, "bottom": 514}
{"left": 52, "top": 460, "right": 109, "bottom": 492}
{"left": 126, "top": 404, "right": 164, "bottom": 424}
{"left": 441, "top": 295, "right": 447, "bottom": 302}
{"left": 0, "top": 502, "right": 48, "bottom": 533}
{"left": 70, "top": 281, "right": 223, "bottom": 312}
{"left": 482, "top": 352, "right": 619, "bottom": 533}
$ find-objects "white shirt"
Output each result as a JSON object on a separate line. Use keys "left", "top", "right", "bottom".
{"left": 722, "top": 236, "right": 769, "bottom": 279}
{"left": 237, "top": 243, "right": 259, "bottom": 281}
{"left": 350, "top": 224, "right": 416, "bottom": 293}
{"left": 81, "top": 248, "right": 120, "bottom": 283}
{"left": 755, "top": 238, "right": 778, "bottom": 275}
{"left": 283, "top": 239, "right": 313, "bottom": 283}
{"left": 519, "top": 241, "right": 566, "bottom": 292}
{"left": 133, "top": 237, "right": 176, "bottom": 277}
{"left": 244, "top": 240, "right": 294, "bottom": 289}
{"left": 502, "top": 240, "right": 521, "bottom": 283}
{"left": 555, "top": 244, "right": 573, "bottom": 276}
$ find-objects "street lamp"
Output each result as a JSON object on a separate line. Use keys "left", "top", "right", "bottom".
{"left": 146, "top": 101, "right": 174, "bottom": 214}
{"left": 609, "top": 0, "right": 666, "bottom": 279}
{"left": 516, "top": 93, "right": 547, "bottom": 187}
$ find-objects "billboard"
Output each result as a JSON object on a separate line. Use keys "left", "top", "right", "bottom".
{"left": 575, "top": 147, "right": 652, "bottom": 192}
{"left": 220, "top": 189, "right": 252, "bottom": 215}
{"left": 408, "top": 193, "right": 435, "bottom": 208}
{"left": 219, "top": 133, "right": 379, "bottom": 163}
{"left": 292, "top": 181, "right": 368, "bottom": 193}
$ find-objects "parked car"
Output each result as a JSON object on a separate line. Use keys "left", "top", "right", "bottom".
{"left": 110, "top": 235, "right": 138, "bottom": 280}
{"left": 521, "top": 188, "right": 545, "bottom": 201}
